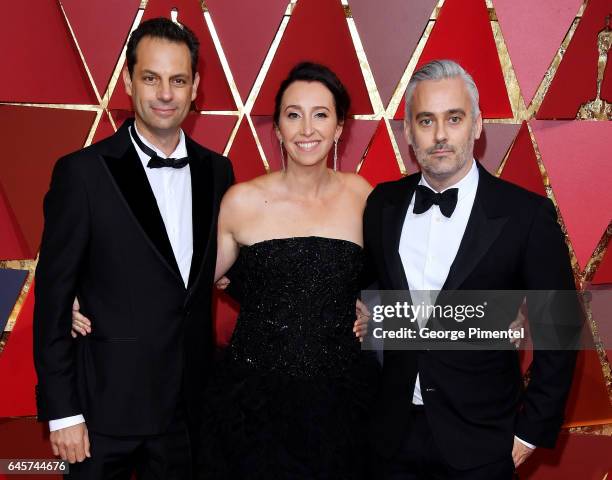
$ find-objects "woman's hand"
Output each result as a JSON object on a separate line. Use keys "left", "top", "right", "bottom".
{"left": 509, "top": 299, "right": 527, "bottom": 348}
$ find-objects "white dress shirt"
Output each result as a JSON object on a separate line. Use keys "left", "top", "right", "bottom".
{"left": 131, "top": 123, "right": 193, "bottom": 287}
{"left": 397, "top": 159, "right": 535, "bottom": 450}
{"left": 49, "top": 125, "right": 193, "bottom": 432}
{"left": 399, "top": 159, "right": 479, "bottom": 404}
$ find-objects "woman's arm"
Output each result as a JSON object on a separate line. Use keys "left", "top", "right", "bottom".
{"left": 214, "top": 185, "right": 243, "bottom": 282}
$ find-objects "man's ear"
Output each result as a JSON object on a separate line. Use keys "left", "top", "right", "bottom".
{"left": 403, "top": 119, "right": 413, "bottom": 147}
{"left": 473, "top": 111, "right": 483, "bottom": 140}
{"left": 122, "top": 66, "right": 133, "bottom": 98}
{"left": 191, "top": 72, "right": 200, "bottom": 102}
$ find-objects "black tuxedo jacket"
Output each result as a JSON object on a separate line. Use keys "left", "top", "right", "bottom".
{"left": 33, "top": 120, "right": 234, "bottom": 437}
{"left": 364, "top": 163, "right": 579, "bottom": 470}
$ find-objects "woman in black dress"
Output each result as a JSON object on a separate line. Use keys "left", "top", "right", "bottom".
{"left": 201, "top": 63, "right": 380, "bottom": 479}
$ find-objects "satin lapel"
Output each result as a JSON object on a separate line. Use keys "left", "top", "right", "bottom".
{"left": 101, "top": 146, "right": 183, "bottom": 283}
{"left": 381, "top": 180, "right": 418, "bottom": 292}
{"left": 187, "top": 143, "right": 214, "bottom": 290}
{"left": 442, "top": 182, "right": 508, "bottom": 291}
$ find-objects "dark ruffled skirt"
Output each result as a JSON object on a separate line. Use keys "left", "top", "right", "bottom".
{"left": 197, "top": 352, "right": 380, "bottom": 479}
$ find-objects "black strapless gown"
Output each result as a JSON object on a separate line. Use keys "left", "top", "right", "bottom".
{"left": 198, "top": 237, "right": 380, "bottom": 479}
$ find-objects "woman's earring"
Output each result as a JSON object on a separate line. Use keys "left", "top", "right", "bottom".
{"left": 333, "top": 139, "right": 338, "bottom": 171}
{"left": 279, "top": 139, "right": 286, "bottom": 171}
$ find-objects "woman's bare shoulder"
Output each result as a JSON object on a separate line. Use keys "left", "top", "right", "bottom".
{"left": 338, "top": 172, "right": 373, "bottom": 199}
{"left": 221, "top": 172, "right": 280, "bottom": 212}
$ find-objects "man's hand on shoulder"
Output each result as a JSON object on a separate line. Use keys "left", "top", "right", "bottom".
{"left": 50, "top": 423, "right": 90, "bottom": 464}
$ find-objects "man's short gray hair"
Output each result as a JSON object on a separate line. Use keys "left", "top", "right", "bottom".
{"left": 404, "top": 59, "right": 480, "bottom": 120}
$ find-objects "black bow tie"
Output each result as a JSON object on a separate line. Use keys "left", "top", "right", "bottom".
{"left": 129, "top": 124, "right": 189, "bottom": 169}
{"left": 146, "top": 156, "right": 189, "bottom": 169}
{"left": 413, "top": 185, "right": 459, "bottom": 218}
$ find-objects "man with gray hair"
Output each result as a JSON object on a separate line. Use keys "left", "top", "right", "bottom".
{"left": 364, "top": 59, "right": 578, "bottom": 478}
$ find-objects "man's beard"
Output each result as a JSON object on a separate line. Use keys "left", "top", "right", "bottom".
{"left": 411, "top": 128, "right": 476, "bottom": 178}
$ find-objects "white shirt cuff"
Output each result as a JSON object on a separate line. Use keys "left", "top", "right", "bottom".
{"left": 515, "top": 435, "right": 536, "bottom": 450}
{"left": 49, "top": 414, "right": 85, "bottom": 432}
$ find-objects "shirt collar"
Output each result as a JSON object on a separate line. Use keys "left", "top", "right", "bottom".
{"left": 131, "top": 123, "right": 187, "bottom": 160}
{"left": 419, "top": 158, "right": 479, "bottom": 201}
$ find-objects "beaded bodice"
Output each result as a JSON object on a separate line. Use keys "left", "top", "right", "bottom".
{"left": 227, "top": 236, "right": 364, "bottom": 377}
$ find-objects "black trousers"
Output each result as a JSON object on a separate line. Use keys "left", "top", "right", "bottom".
{"left": 66, "top": 409, "right": 192, "bottom": 480}
{"left": 380, "top": 406, "right": 517, "bottom": 480}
